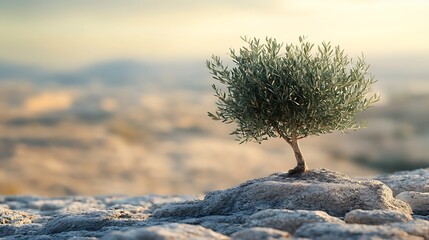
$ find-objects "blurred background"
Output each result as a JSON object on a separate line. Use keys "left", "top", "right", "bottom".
{"left": 0, "top": 0, "right": 428, "bottom": 196}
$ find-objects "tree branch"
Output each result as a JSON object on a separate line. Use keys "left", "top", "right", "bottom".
{"left": 274, "top": 125, "right": 292, "bottom": 145}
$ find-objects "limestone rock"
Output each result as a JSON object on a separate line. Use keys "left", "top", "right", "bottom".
{"left": 102, "top": 223, "right": 230, "bottom": 240}
{"left": 375, "top": 168, "right": 429, "bottom": 196}
{"left": 0, "top": 207, "right": 38, "bottom": 225}
{"left": 246, "top": 209, "right": 343, "bottom": 234}
{"left": 344, "top": 209, "right": 412, "bottom": 225}
{"left": 294, "top": 222, "right": 423, "bottom": 240}
{"left": 1, "top": 169, "right": 427, "bottom": 239}
{"left": 396, "top": 191, "right": 429, "bottom": 215}
{"left": 388, "top": 220, "right": 429, "bottom": 239}
{"left": 231, "top": 227, "right": 291, "bottom": 240}
{"left": 153, "top": 169, "right": 412, "bottom": 218}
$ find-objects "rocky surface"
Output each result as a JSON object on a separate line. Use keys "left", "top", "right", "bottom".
{"left": 0, "top": 168, "right": 428, "bottom": 239}
{"left": 344, "top": 209, "right": 412, "bottom": 225}
{"left": 294, "top": 222, "right": 423, "bottom": 240}
{"left": 396, "top": 191, "right": 429, "bottom": 215}
{"left": 230, "top": 227, "right": 291, "bottom": 240}
{"left": 102, "top": 223, "right": 230, "bottom": 240}
{"left": 388, "top": 220, "right": 429, "bottom": 239}
{"left": 375, "top": 168, "right": 429, "bottom": 196}
{"left": 153, "top": 169, "right": 411, "bottom": 218}
{"left": 246, "top": 209, "right": 343, "bottom": 234}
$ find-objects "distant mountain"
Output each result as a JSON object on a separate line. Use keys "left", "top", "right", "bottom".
{"left": 0, "top": 60, "right": 211, "bottom": 91}
{"left": 2, "top": 55, "right": 428, "bottom": 93}
{"left": 0, "top": 62, "right": 46, "bottom": 80}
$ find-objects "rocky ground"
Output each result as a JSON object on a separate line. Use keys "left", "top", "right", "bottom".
{"left": 1, "top": 168, "right": 428, "bottom": 239}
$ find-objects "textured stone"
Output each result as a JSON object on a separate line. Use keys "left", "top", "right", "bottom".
{"left": 102, "top": 223, "right": 230, "bottom": 240}
{"left": 396, "top": 191, "right": 429, "bottom": 215}
{"left": 0, "top": 207, "right": 38, "bottom": 225}
{"left": 0, "top": 169, "right": 427, "bottom": 239}
{"left": 388, "top": 220, "right": 429, "bottom": 239}
{"left": 176, "top": 215, "right": 245, "bottom": 235}
{"left": 294, "top": 222, "right": 423, "bottom": 240}
{"left": 41, "top": 214, "right": 108, "bottom": 234}
{"left": 375, "top": 168, "right": 429, "bottom": 196}
{"left": 0, "top": 225, "right": 17, "bottom": 238}
{"left": 246, "top": 209, "right": 342, "bottom": 234}
{"left": 344, "top": 209, "right": 412, "bottom": 225}
{"left": 153, "top": 169, "right": 412, "bottom": 218}
{"left": 231, "top": 227, "right": 291, "bottom": 240}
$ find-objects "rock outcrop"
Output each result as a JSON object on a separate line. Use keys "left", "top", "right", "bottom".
{"left": 1, "top": 168, "right": 428, "bottom": 239}
{"left": 153, "top": 169, "right": 411, "bottom": 219}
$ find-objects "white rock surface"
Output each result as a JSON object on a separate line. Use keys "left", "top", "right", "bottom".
{"left": 375, "top": 168, "right": 429, "bottom": 196}
{"left": 0, "top": 208, "right": 38, "bottom": 225}
{"left": 396, "top": 191, "right": 429, "bottom": 215}
{"left": 247, "top": 209, "right": 343, "bottom": 234}
{"left": 294, "top": 222, "right": 423, "bottom": 240}
{"left": 153, "top": 169, "right": 412, "bottom": 219}
{"left": 0, "top": 169, "right": 427, "bottom": 239}
{"left": 388, "top": 220, "right": 429, "bottom": 239}
{"left": 102, "top": 223, "right": 230, "bottom": 240}
{"left": 231, "top": 227, "right": 291, "bottom": 240}
{"left": 344, "top": 209, "right": 412, "bottom": 225}
{"left": 0, "top": 195, "right": 196, "bottom": 239}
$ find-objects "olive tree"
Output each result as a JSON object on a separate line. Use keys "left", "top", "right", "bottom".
{"left": 207, "top": 37, "right": 379, "bottom": 175}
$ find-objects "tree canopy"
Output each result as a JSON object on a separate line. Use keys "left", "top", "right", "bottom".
{"left": 207, "top": 37, "right": 379, "bottom": 145}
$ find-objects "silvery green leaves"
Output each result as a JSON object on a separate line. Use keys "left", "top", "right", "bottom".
{"left": 207, "top": 37, "right": 379, "bottom": 144}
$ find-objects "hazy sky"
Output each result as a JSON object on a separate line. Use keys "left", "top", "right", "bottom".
{"left": 1, "top": 0, "right": 428, "bottom": 70}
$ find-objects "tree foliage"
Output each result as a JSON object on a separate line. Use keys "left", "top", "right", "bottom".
{"left": 207, "top": 37, "right": 379, "bottom": 144}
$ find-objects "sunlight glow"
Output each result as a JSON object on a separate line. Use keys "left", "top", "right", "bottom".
{"left": 0, "top": 0, "right": 428, "bottom": 70}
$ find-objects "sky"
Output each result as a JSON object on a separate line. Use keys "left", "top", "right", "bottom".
{"left": 0, "top": 0, "right": 428, "bottom": 71}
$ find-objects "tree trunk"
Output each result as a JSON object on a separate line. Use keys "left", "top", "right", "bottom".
{"left": 287, "top": 132, "right": 308, "bottom": 175}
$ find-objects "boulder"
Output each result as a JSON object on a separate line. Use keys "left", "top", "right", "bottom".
{"left": 153, "top": 169, "right": 412, "bottom": 218}
{"left": 294, "top": 222, "right": 423, "bottom": 240}
{"left": 102, "top": 223, "right": 230, "bottom": 240}
{"left": 246, "top": 209, "right": 342, "bottom": 234}
{"left": 344, "top": 209, "right": 412, "bottom": 225}
{"left": 231, "top": 227, "right": 291, "bottom": 240}
{"left": 375, "top": 168, "right": 429, "bottom": 196}
{"left": 396, "top": 191, "right": 429, "bottom": 215}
